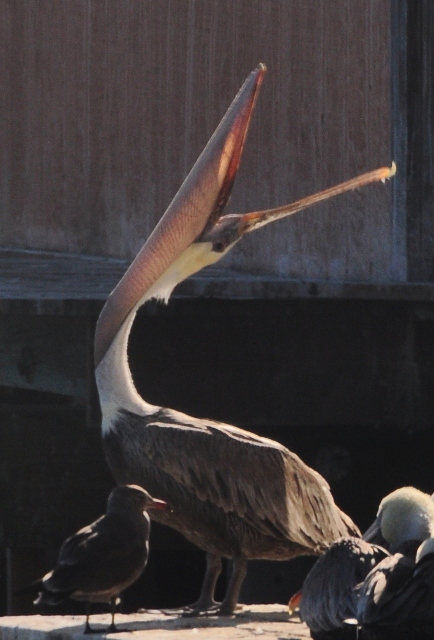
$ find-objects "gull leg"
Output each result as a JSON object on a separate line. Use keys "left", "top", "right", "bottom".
{"left": 84, "top": 603, "right": 94, "bottom": 634}
{"left": 108, "top": 596, "right": 119, "bottom": 632}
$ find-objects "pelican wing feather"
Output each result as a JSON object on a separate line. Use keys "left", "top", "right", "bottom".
{"left": 299, "top": 538, "right": 388, "bottom": 632}
{"left": 358, "top": 552, "right": 434, "bottom": 626}
{"left": 136, "top": 408, "right": 359, "bottom": 548}
{"left": 357, "top": 553, "right": 415, "bottom": 624}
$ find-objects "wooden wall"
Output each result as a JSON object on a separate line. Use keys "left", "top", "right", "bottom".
{"left": 406, "top": 1, "right": 434, "bottom": 281}
{"left": 0, "top": 1, "right": 395, "bottom": 282}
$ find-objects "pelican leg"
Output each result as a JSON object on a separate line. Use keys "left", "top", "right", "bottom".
{"left": 196, "top": 553, "right": 223, "bottom": 608}
{"left": 183, "top": 555, "right": 247, "bottom": 616}
{"left": 216, "top": 556, "right": 247, "bottom": 616}
{"left": 181, "top": 553, "right": 223, "bottom": 616}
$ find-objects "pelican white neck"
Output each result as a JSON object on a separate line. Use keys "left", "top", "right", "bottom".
{"left": 95, "top": 241, "right": 227, "bottom": 433}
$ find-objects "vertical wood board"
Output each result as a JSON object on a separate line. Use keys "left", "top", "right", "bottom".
{"left": 406, "top": 1, "right": 434, "bottom": 281}
{"left": 0, "top": 0, "right": 394, "bottom": 282}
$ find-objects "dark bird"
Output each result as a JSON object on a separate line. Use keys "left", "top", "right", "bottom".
{"left": 357, "top": 536, "right": 434, "bottom": 636}
{"left": 355, "top": 491, "right": 434, "bottom": 639}
{"left": 292, "top": 487, "right": 434, "bottom": 639}
{"left": 24, "top": 485, "right": 167, "bottom": 633}
{"left": 94, "top": 64, "right": 394, "bottom": 615}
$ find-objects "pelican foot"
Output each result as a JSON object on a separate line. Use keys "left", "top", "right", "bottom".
{"left": 158, "top": 607, "right": 194, "bottom": 616}
{"left": 158, "top": 595, "right": 220, "bottom": 617}
{"left": 156, "top": 605, "right": 215, "bottom": 617}
{"left": 181, "top": 604, "right": 220, "bottom": 618}
{"left": 182, "top": 602, "right": 243, "bottom": 617}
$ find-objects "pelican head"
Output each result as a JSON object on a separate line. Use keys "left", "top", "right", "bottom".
{"left": 94, "top": 64, "right": 395, "bottom": 373}
{"left": 363, "top": 487, "right": 434, "bottom": 553}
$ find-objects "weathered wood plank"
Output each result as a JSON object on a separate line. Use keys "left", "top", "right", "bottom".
{"left": 2, "top": 250, "right": 434, "bottom": 306}
{"left": 406, "top": 1, "right": 434, "bottom": 280}
{"left": 0, "top": 1, "right": 394, "bottom": 282}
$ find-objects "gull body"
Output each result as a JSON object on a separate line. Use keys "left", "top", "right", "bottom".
{"left": 28, "top": 485, "right": 167, "bottom": 633}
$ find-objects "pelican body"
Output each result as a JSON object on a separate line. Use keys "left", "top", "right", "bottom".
{"left": 356, "top": 490, "right": 434, "bottom": 636}
{"left": 298, "top": 537, "right": 389, "bottom": 635}
{"left": 357, "top": 537, "right": 434, "bottom": 633}
{"left": 295, "top": 486, "right": 434, "bottom": 638}
{"left": 95, "top": 65, "right": 394, "bottom": 614}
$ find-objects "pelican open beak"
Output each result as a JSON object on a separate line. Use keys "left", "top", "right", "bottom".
{"left": 95, "top": 64, "right": 266, "bottom": 367}
{"left": 95, "top": 63, "right": 396, "bottom": 368}
{"left": 198, "top": 162, "right": 396, "bottom": 249}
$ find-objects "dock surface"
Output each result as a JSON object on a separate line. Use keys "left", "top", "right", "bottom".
{"left": 0, "top": 605, "right": 310, "bottom": 640}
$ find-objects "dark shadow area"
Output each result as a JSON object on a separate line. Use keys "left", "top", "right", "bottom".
{"left": 122, "top": 547, "right": 228, "bottom": 612}
{"left": 4, "top": 299, "right": 434, "bottom": 614}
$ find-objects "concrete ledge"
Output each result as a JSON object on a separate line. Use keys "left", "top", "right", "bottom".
{"left": 0, "top": 605, "right": 310, "bottom": 640}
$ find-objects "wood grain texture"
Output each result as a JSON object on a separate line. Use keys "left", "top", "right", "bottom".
{"left": 0, "top": 1, "right": 393, "bottom": 282}
{"left": 3, "top": 250, "right": 434, "bottom": 305}
{"left": 406, "top": 1, "right": 434, "bottom": 281}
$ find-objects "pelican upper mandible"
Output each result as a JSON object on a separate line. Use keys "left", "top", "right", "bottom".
{"left": 94, "top": 64, "right": 394, "bottom": 615}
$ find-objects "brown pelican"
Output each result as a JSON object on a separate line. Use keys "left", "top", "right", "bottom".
{"left": 291, "top": 487, "right": 434, "bottom": 637}
{"left": 357, "top": 536, "right": 434, "bottom": 633}
{"left": 94, "top": 64, "right": 395, "bottom": 615}
{"left": 25, "top": 485, "right": 167, "bottom": 633}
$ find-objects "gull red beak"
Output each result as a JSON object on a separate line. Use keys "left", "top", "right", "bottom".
{"left": 149, "top": 498, "right": 169, "bottom": 511}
